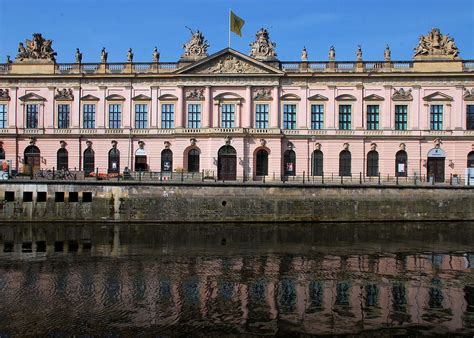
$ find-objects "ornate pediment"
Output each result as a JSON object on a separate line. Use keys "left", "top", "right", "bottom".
{"left": 81, "top": 94, "right": 100, "bottom": 101}
{"left": 423, "top": 91, "right": 453, "bottom": 101}
{"left": 213, "top": 92, "right": 243, "bottom": 102}
{"left": 15, "top": 33, "right": 57, "bottom": 62}
{"left": 185, "top": 88, "right": 205, "bottom": 100}
{"left": 106, "top": 94, "right": 126, "bottom": 101}
{"left": 392, "top": 88, "right": 413, "bottom": 101}
{"left": 364, "top": 94, "right": 384, "bottom": 101}
{"left": 19, "top": 92, "right": 46, "bottom": 101}
{"left": 335, "top": 94, "right": 356, "bottom": 101}
{"left": 55, "top": 88, "right": 74, "bottom": 101}
{"left": 308, "top": 94, "right": 328, "bottom": 101}
{"left": 158, "top": 94, "right": 178, "bottom": 101}
{"left": 132, "top": 94, "right": 151, "bottom": 101}
{"left": 253, "top": 88, "right": 272, "bottom": 101}
{"left": 280, "top": 93, "right": 301, "bottom": 101}
{"left": 463, "top": 88, "right": 474, "bottom": 101}
{"left": 0, "top": 89, "right": 11, "bottom": 101}
{"left": 413, "top": 28, "right": 460, "bottom": 60}
{"left": 177, "top": 49, "right": 283, "bottom": 75}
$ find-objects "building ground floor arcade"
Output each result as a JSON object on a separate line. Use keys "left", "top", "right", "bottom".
{"left": 1, "top": 135, "right": 474, "bottom": 182}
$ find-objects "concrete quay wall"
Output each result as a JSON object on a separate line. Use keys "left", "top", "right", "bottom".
{"left": 0, "top": 182, "right": 473, "bottom": 222}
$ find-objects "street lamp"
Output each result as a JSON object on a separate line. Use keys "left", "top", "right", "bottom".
{"left": 310, "top": 136, "right": 316, "bottom": 177}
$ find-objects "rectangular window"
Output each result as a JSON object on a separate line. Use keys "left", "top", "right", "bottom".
{"left": 135, "top": 104, "right": 148, "bottom": 129}
{"left": 0, "top": 104, "right": 6, "bottom": 128}
{"left": 395, "top": 105, "right": 408, "bottom": 130}
{"left": 339, "top": 105, "right": 351, "bottom": 130}
{"left": 57, "top": 104, "right": 70, "bottom": 129}
{"left": 255, "top": 104, "right": 269, "bottom": 129}
{"left": 467, "top": 105, "right": 474, "bottom": 130}
{"left": 83, "top": 104, "right": 95, "bottom": 129}
{"left": 187, "top": 104, "right": 201, "bottom": 128}
{"left": 366, "top": 105, "right": 379, "bottom": 130}
{"left": 430, "top": 105, "right": 443, "bottom": 130}
{"left": 26, "top": 104, "right": 38, "bottom": 129}
{"left": 311, "top": 104, "right": 324, "bottom": 130}
{"left": 221, "top": 104, "right": 235, "bottom": 128}
{"left": 283, "top": 104, "right": 297, "bottom": 129}
{"left": 108, "top": 104, "right": 121, "bottom": 129}
{"left": 161, "top": 104, "right": 174, "bottom": 129}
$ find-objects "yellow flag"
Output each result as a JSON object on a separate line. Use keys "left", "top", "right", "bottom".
{"left": 230, "top": 11, "right": 245, "bottom": 37}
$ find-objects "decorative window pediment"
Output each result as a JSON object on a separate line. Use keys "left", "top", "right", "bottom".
{"left": 132, "top": 94, "right": 152, "bottom": 101}
{"left": 280, "top": 93, "right": 301, "bottom": 101}
{"left": 55, "top": 88, "right": 74, "bottom": 101}
{"left": 158, "top": 94, "right": 178, "bottom": 101}
{"left": 392, "top": 88, "right": 413, "bottom": 101}
{"left": 213, "top": 92, "right": 243, "bottom": 102}
{"left": 463, "top": 88, "right": 474, "bottom": 101}
{"left": 19, "top": 92, "right": 46, "bottom": 102}
{"left": 0, "top": 89, "right": 10, "bottom": 101}
{"left": 308, "top": 94, "right": 328, "bottom": 101}
{"left": 423, "top": 91, "right": 453, "bottom": 102}
{"left": 364, "top": 94, "right": 384, "bottom": 101}
{"left": 335, "top": 94, "right": 356, "bottom": 101}
{"left": 81, "top": 94, "right": 100, "bottom": 101}
{"left": 106, "top": 94, "right": 126, "bottom": 101}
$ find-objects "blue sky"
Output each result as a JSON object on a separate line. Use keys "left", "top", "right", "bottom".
{"left": 0, "top": 0, "right": 472, "bottom": 63}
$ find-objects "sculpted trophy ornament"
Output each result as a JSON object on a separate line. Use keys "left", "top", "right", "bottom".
{"left": 101, "top": 48, "right": 108, "bottom": 63}
{"left": 328, "top": 46, "right": 335, "bottom": 61}
{"left": 185, "top": 88, "right": 205, "bottom": 100}
{"left": 15, "top": 33, "right": 57, "bottom": 62}
{"left": 253, "top": 88, "right": 272, "bottom": 100}
{"left": 384, "top": 44, "right": 391, "bottom": 61}
{"left": 249, "top": 28, "right": 277, "bottom": 61}
{"left": 0, "top": 89, "right": 10, "bottom": 100}
{"left": 127, "top": 48, "right": 134, "bottom": 63}
{"left": 152, "top": 47, "right": 160, "bottom": 62}
{"left": 75, "top": 48, "right": 82, "bottom": 63}
{"left": 182, "top": 28, "right": 209, "bottom": 60}
{"left": 55, "top": 88, "right": 74, "bottom": 100}
{"left": 392, "top": 88, "right": 413, "bottom": 101}
{"left": 413, "top": 28, "right": 460, "bottom": 59}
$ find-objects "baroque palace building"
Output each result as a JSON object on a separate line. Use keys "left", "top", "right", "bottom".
{"left": 0, "top": 28, "right": 473, "bottom": 181}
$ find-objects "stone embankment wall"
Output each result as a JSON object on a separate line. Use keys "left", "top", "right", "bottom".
{"left": 0, "top": 182, "right": 473, "bottom": 222}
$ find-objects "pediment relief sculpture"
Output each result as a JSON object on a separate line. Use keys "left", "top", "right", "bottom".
{"left": 463, "top": 88, "right": 474, "bottom": 101}
{"left": 253, "top": 88, "right": 272, "bottom": 100}
{"left": 413, "top": 28, "right": 459, "bottom": 59}
{"left": 392, "top": 88, "right": 413, "bottom": 101}
{"left": 185, "top": 88, "right": 205, "bottom": 100}
{"left": 182, "top": 29, "right": 209, "bottom": 60}
{"left": 197, "top": 55, "right": 267, "bottom": 74}
{"left": 0, "top": 89, "right": 10, "bottom": 101}
{"left": 15, "top": 33, "right": 57, "bottom": 62}
{"left": 249, "top": 28, "right": 277, "bottom": 61}
{"left": 55, "top": 88, "right": 74, "bottom": 101}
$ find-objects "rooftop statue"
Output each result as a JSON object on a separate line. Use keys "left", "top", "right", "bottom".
{"left": 356, "top": 45, "right": 363, "bottom": 61}
{"left": 182, "top": 28, "right": 209, "bottom": 59}
{"left": 328, "top": 46, "right": 335, "bottom": 61}
{"left": 384, "top": 44, "right": 391, "bottom": 61}
{"left": 101, "top": 48, "right": 108, "bottom": 63}
{"left": 75, "top": 48, "right": 82, "bottom": 63}
{"left": 249, "top": 28, "right": 277, "bottom": 61}
{"left": 152, "top": 47, "right": 160, "bottom": 62}
{"left": 301, "top": 47, "right": 308, "bottom": 61}
{"left": 127, "top": 48, "right": 134, "bottom": 63}
{"left": 413, "top": 28, "right": 460, "bottom": 59}
{"left": 15, "top": 33, "right": 57, "bottom": 62}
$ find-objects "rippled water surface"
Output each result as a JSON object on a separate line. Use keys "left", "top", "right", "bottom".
{"left": 0, "top": 222, "right": 473, "bottom": 336}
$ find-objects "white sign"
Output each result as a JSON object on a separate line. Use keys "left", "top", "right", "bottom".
{"left": 465, "top": 168, "right": 474, "bottom": 186}
{"left": 397, "top": 163, "right": 405, "bottom": 173}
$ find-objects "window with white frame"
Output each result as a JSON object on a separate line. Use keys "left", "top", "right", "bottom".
{"left": 395, "top": 105, "right": 408, "bottom": 130}
{"left": 57, "top": 104, "right": 70, "bottom": 129}
{"left": 338, "top": 105, "right": 351, "bottom": 130}
{"left": 161, "top": 103, "right": 174, "bottom": 129}
{"left": 366, "top": 105, "right": 379, "bottom": 130}
{"left": 26, "top": 104, "right": 38, "bottom": 129}
{"left": 221, "top": 104, "right": 235, "bottom": 128}
{"left": 430, "top": 105, "right": 443, "bottom": 130}
{"left": 255, "top": 104, "right": 269, "bottom": 129}
{"left": 0, "top": 104, "right": 7, "bottom": 128}
{"left": 83, "top": 104, "right": 96, "bottom": 129}
{"left": 135, "top": 104, "right": 148, "bottom": 129}
{"left": 283, "top": 104, "right": 296, "bottom": 129}
{"left": 311, "top": 104, "right": 324, "bottom": 130}
{"left": 187, "top": 103, "right": 201, "bottom": 128}
{"left": 108, "top": 104, "right": 121, "bottom": 129}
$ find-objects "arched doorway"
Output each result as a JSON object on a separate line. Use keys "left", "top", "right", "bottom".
{"left": 161, "top": 149, "right": 173, "bottom": 172}
{"left": 83, "top": 148, "right": 95, "bottom": 176}
{"left": 283, "top": 149, "right": 296, "bottom": 176}
{"left": 395, "top": 150, "right": 408, "bottom": 177}
{"left": 427, "top": 148, "right": 446, "bottom": 182}
{"left": 108, "top": 148, "right": 120, "bottom": 174}
{"left": 468, "top": 151, "right": 474, "bottom": 168}
{"left": 312, "top": 150, "right": 323, "bottom": 176}
{"left": 0, "top": 147, "right": 5, "bottom": 160}
{"left": 255, "top": 149, "right": 268, "bottom": 176}
{"left": 339, "top": 150, "right": 351, "bottom": 177}
{"left": 367, "top": 150, "right": 379, "bottom": 177}
{"left": 24, "top": 145, "right": 40, "bottom": 174}
{"left": 57, "top": 148, "right": 68, "bottom": 170}
{"left": 135, "top": 148, "right": 147, "bottom": 171}
{"left": 218, "top": 145, "right": 236, "bottom": 180}
{"left": 187, "top": 148, "right": 200, "bottom": 173}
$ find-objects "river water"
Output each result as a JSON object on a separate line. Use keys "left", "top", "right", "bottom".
{"left": 0, "top": 222, "right": 473, "bottom": 336}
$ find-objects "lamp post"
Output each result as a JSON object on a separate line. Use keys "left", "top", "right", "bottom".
{"left": 310, "top": 136, "right": 316, "bottom": 178}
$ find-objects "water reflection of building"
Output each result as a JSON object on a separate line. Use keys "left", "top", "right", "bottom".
{"left": 0, "top": 225, "right": 473, "bottom": 334}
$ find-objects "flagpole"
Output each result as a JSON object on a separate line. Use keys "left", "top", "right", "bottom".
{"left": 228, "top": 8, "right": 231, "bottom": 48}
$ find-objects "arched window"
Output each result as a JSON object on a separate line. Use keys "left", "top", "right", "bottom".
{"left": 366, "top": 150, "right": 379, "bottom": 177}
{"left": 339, "top": 150, "right": 351, "bottom": 177}
{"left": 395, "top": 150, "right": 408, "bottom": 177}
{"left": 283, "top": 150, "right": 296, "bottom": 176}
{"left": 188, "top": 148, "right": 200, "bottom": 173}
{"left": 161, "top": 149, "right": 173, "bottom": 172}
{"left": 0, "top": 147, "right": 5, "bottom": 160}
{"left": 83, "top": 148, "right": 95, "bottom": 176}
{"left": 312, "top": 150, "right": 323, "bottom": 176}
{"left": 217, "top": 145, "right": 237, "bottom": 180}
{"left": 256, "top": 149, "right": 269, "bottom": 176}
{"left": 24, "top": 145, "right": 41, "bottom": 174}
{"left": 57, "top": 148, "right": 68, "bottom": 170}
{"left": 108, "top": 148, "right": 120, "bottom": 174}
{"left": 468, "top": 151, "right": 474, "bottom": 168}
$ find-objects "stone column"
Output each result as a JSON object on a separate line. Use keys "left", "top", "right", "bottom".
{"left": 382, "top": 85, "right": 392, "bottom": 130}
{"left": 327, "top": 85, "right": 336, "bottom": 129}
{"left": 45, "top": 86, "right": 55, "bottom": 128}
{"left": 175, "top": 86, "right": 184, "bottom": 128}
{"left": 123, "top": 86, "right": 132, "bottom": 128}
{"left": 454, "top": 85, "right": 464, "bottom": 130}
{"left": 298, "top": 86, "right": 308, "bottom": 129}
{"left": 244, "top": 86, "right": 252, "bottom": 128}
{"left": 150, "top": 86, "right": 159, "bottom": 128}
{"left": 270, "top": 86, "right": 279, "bottom": 129}
{"left": 202, "top": 86, "right": 211, "bottom": 128}
{"left": 71, "top": 86, "right": 81, "bottom": 129}
{"left": 8, "top": 87, "right": 18, "bottom": 129}
{"left": 355, "top": 84, "right": 364, "bottom": 129}
{"left": 411, "top": 86, "right": 421, "bottom": 130}
{"left": 97, "top": 86, "right": 107, "bottom": 128}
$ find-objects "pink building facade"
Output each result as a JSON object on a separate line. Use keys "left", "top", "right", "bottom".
{"left": 0, "top": 28, "right": 473, "bottom": 181}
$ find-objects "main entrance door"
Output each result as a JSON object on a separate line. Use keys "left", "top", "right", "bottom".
{"left": 427, "top": 148, "right": 446, "bottom": 182}
{"left": 24, "top": 145, "right": 41, "bottom": 174}
{"left": 218, "top": 145, "right": 236, "bottom": 180}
